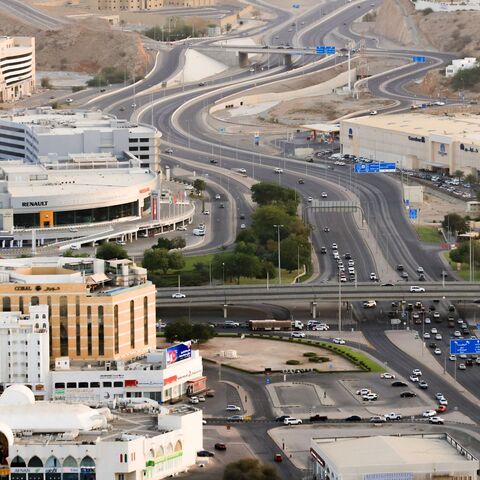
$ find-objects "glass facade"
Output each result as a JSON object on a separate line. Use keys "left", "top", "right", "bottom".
{"left": 14, "top": 201, "right": 138, "bottom": 228}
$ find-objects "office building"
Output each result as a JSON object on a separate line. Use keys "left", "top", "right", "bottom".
{"left": 0, "top": 37, "right": 35, "bottom": 104}
{"left": 0, "top": 384, "right": 203, "bottom": 479}
{"left": 310, "top": 434, "right": 479, "bottom": 480}
{"left": 0, "top": 256, "right": 156, "bottom": 363}
{"left": 341, "top": 113, "right": 480, "bottom": 175}
{"left": 0, "top": 108, "right": 161, "bottom": 172}
{"left": 0, "top": 305, "right": 50, "bottom": 399}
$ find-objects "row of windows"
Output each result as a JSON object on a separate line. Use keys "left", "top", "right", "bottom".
{"left": 129, "top": 146, "right": 150, "bottom": 151}
{"left": 128, "top": 137, "right": 150, "bottom": 143}
{"left": 54, "top": 381, "right": 123, "bottom": 388}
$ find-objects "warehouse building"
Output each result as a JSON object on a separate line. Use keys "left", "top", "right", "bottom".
{"left": 0, "top": 37, "right": 35, "bottom": 104}
{"left": 341, "top": 113, "right": 480, "bottom": 176}
{"left": 310, "top": 434, "right": 479, "bottom": 480}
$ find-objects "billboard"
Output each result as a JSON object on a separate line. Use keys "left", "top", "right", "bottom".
{"left": 450, "top": 339, "right": 480, "bottom": 355}
{"left": 166, "top": 342, "right": 192, "bottom": 365}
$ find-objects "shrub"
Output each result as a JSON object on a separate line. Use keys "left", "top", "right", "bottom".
{"left": 422, "top": 7, "right": 433, "bottom": 15}
{"left": 303, "top": 352, "right": 318, "bottom": 357}
{"left": 286, "top": 359, "right": 300, "bottom": 365}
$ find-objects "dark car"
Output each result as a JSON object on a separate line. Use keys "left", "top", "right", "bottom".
{"left": 197, "top": 450, "right": 215, "bottom": 457}
{"left": 396, "top": 264, "right": 404, "bottom": 271}
{"left": 214, "top": 443, "right": 227, "bottom": 451}
{"left": 429, "top": 342, "right": 437, "bottom": 349}
{"left": 275, "top": 415, "right": 291, "bottom": 422}
{"left": 239, "top": 214, "right": 246, "bottom": 220}
{"left": 345, "top": 415, "right": 362, "bottom": 422}
{"left": 465, "top": 358, "right": 474, "bottom": 366}
{"left": 400, "top": 391, "right": 417, "bottom": 398}
{"left": 392, "top": 381, "right": 408, "bottom": 387}
{"left": 320, "top": 247, "right": 327, "bottom": 254}
{"left": 210, "top": 159, "right": 218, "bottom": 164}
{"left": 310, "top": 414, "right": 328, "bottom": 422}
{"left": 298, "top": 178, "right": 305, "bottom": 184}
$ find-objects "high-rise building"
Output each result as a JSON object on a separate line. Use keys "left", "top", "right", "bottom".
{"left": 0, "top": 37, "right": 35, "bottom": 103}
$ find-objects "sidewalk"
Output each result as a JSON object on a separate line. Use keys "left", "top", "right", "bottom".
{"left": 385, "top": 330, "right": 479, "bottom": 406}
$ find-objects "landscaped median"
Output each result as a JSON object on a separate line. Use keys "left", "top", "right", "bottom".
{"left": 188, "top": 334, "right": 385, "bottom": 374}
{"left": 414, "top": 225, "right": 443, "bottom": 244}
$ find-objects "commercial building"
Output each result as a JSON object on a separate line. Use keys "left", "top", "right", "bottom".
{"left": 310, "top": 434, "right": 479, "bottom": 480}
{"left": 341, "top": 113, "right": 480, "bottom": 175}
{"left": 0, "top": 256, "right": 156, "bottom": 364}
{"left": 0, "top": 306, "right": 50, "bottom": 399}
{"left": 91, "top": 0, "right": 214, "bottom": 11}
{"left": 50, "top": 341, "right": 206, "bottom": 405}
{"left": 445, "top": 57, "right": 477, "bottom": 78}
{"left": 0, "top": 108, "right": 161, "bottom": 172}
{"left": 0, "top": 37, "right": 35, "bottom": 103}
{"left": 0, "top": 384, "right": 203, "bottom": 479}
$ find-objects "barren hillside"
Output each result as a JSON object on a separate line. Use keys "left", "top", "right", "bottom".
{"left": 0, "top": 12, "right": 148, "bottom": 75}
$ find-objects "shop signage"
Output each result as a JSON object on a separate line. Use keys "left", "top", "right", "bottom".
{"left": 21, "top": 201, "right": 48, "bottom": 207}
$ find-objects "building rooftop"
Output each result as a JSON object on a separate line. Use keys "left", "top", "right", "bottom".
{"left": 343, "top": 113, "right": 480, "bottom": 143}
{"left": 313, "top": 435, "right": 478, "bottom": 469}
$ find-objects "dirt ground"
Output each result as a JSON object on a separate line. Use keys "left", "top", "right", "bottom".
{"left": 198, "top": 337, "right": 360, "bottom": 373}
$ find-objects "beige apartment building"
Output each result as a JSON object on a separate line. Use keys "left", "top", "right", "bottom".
{"left": 0, "top": 37, "right": 35, "bottom": 103}
{"left": 92, "top": 0, "right": 214, "bottom": 10}
{"left": 0, "top": 257, "right": 156, "bottom": 363}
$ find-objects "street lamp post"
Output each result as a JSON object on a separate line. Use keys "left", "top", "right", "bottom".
{"left": 274, "top": 224, "right": 284, "bottom": 285}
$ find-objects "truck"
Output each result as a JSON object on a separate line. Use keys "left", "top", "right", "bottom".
{"left": 248, "top": 320, "right": 292, "bottom": 331}
{"left": 292, "top": 320, "right": 304, "bottom": 330}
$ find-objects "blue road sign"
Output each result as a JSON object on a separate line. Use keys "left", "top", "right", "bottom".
{"left": 409, "top": 208, "right": 418, "bottom": 220}
{"left": 354, "top": 162, "right": 396, "bottom": 173}
{"left": 316, "top": 45, "right": 336, "bottom": 55}
{"left": 405, "top": 199, "right": 410, "bottom": 206}
{"left": 265, "top": 377, "right": 271, "bottom": 385}
{"left": 450, "top": 338, "right": 480, "bottom": 355}
{"left": 412, "top": 56, "right": 426, "bottom": 63}
{"left": 476, "top": 323, "right": 480, "bottom": 330}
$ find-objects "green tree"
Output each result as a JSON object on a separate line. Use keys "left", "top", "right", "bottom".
{"left": 464, "top": 173, "right": 477, "bottom": 185}
{"left": 96, "top": 242, "right": 128, "bottom": 260}
{"left": 192, "top": 323, "right": 215, "bottom": 343}
{"left": 223, "top": 459, "right": 281, "bottom": 480}
{"left": 442, "top": 213, "right": 468, "bottom": 234}
{"left": 40, "top": 77, "right": 52, "bottom": 89}
{"left": 164, "top": 319, "right": 193, "bottom": 343}
{"left": 170, "top": 236, "right": 186, "bottom": 249}
{"left": 212, "top": 252, "right": 260, "bottom": 283}
{"left": 280, "top": 234, "right": 311, "bottom": 272}
{"left": 450, "top": 240, "right": 480, "bottom": 266}
{"left": 154, "top": 237, "right": 173, "bottom": 250}
{"left": 251, "top": 182, "right": 299, "bottom": 215}
{"left": 454, "top": 169, "right": 464, "bottom": 179}
{"left": 143, "top": 248, "right": 170, "bottom": 273}
{"left": 193, "top": 179, "right": 206, "bottom": 193}
{"left": 168, "top": 251, "right": 185, "bottom": 270}
{"left": 236, "top": 228, "right": 257, "bottom": 244}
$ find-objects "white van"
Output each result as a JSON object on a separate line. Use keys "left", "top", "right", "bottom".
{"left": 193, "top": 228, "right": 205, "bottom": 236}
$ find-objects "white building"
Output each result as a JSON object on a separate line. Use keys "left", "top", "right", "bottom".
{"left": 0, "top": 306, "right": 50, "bottom": 398}
{"left": 0, "top": 108, "right": 161, "bottom": 172}
{"left": 310, "top": 435, "right": 479, "bottom": 480}
{"left": 445, "top": 57, "right": 477, "bottom": 78}
{"left": 0, "top": 37, "right": 35, "bottom": 103}
{"left": 0, "top": 384, "right": 203, "bottom": 480}
{"left": 49, "top": 342, "right": 206, "bottom": 405}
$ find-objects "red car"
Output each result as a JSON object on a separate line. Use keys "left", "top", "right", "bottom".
{"left": 214, "top": 443, "right": 227, "bottom": 451}
{"left": 274, "top": 454, "right": 283, "bottom": 462}
{"left": 436, "top": 405, "right": 447, "bottom": 413}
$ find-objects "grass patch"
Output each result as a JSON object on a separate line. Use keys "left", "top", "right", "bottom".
{"left": 443, "top": 251, "right": 480, "bottom": 281}
{"left": 317, "top": 342, "right": 384, "bottom": 372}
{"left": 415, "top": 226, "right": 442, "bottom": 244}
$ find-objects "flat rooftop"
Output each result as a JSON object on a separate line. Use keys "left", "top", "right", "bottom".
{"left": 312, "top": 435, "right": 478, "bottom": 469}
{"left": 343, "top": 113, "right": 480, "bottom": 143}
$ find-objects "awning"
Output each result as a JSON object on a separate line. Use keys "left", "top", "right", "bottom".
{"left": 86, "top": 273, "right": 110, "bottom": 285}
{"left": 300, "top": 123, "right": 340, "bottom": 133}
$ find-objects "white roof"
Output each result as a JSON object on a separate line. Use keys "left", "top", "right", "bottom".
{"left": 0, "top": 385, "right": 109, "bottom": 433}
{"left": 301, "top": 123, "right": 340, "bottom": 133}
{"left": 313, "top": 435, "right": 478, "bottom": 471}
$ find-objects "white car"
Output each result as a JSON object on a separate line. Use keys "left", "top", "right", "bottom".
{"left": 424, "top": 317, "right": 431, "bottom": 324}
{"left": 369, "top": 110, "right": 378, "bottom": 115}
{"left": 203, "top": 210, "right": 210, "bottom": 215}
{"left": 417, "top": 266, "right": 424, "bottom": 273}
{"left": 409, "top": 375, "right": 420, "bottom": 382}
{"left": 363, "top": 300, "right": 377, "bottom": 309}
{"left": 198, "top": 395, "right": 206, "bottom": 402}
{"left": 370, "top": 272, "right": 377, "bottom": 281}
{"left": 410, "top": 286, "right": 425, "bottom": 293}
{"left": 435, "top": 333, "right": 442, "bottom": 341}
{"left": 370, "top": 415, "right": 386, "bottom": 423}
{"left": 454, "top": 330, "right": 461, "bottom": 337}
{"left": 381, "top": 372, "right": 395, "bottom": 379}
{"left": 274, "top": 167, "right": 283, "bottom": 173}
{"left": 423, "top": 410, "right": 437, "bottom": 418}
{"left": 431, "top": 328, "right": 438, "bottom": 334}
{"left": 384, "top": 412, "right": 402, "bottom": 421}
{"left": 429, "top": 416, "right": 444, "bottom": 424}
{"left": 308, "top": 196, "right": 313, "bottom": 202}
{"left": 312, "top": 323, "right": 329, "bottom": 331}
{"left": 356, "top": 388, "right": 371, "bottom": 396}
{"left": 321, "top": 192, "right": 328, "bottom": 198}
{"left": 438, "top": 398, "right": 448, "bottom": 406}
{"left": 284, "top": 417, "right": 302, "bottom": 425}
{"left": 362, "top": 393, "right": 378, "bottom": 401}
{"left": 177, "top": 226, "right": 187, "bottom": 231}
{"left": 333, "top": 338, "right": 345, "bottom": 344}
{"left": 190, "top": 396, "right": 199, "bottom": 404}
{"left": 458, "top": 363, "right": 466, "bottom": 370}
{"left": 226, "top": 405, "right": 241, "bottom": 411}
{"left": 423, "top": 332, "right": 430, "bottom": 339}
{"left": 215, "top": 194, "right": 221, "bottom": 200}
{"left": 412, "top": 368, "right": 422, "bottom": 376}
{"left": 171, "top": 292, "right": 186, "bottom": 299}
{"left": 434, "top": 348, "right": 442, "bottom": 355}
{"left": 291, "top": 331, "right": 305, "bottom": 338}
{"left": 240, "top": 224, "right": 246, "bottom": 229}
{"left": 164, "top": 148, "right": 173, "bottom": 154}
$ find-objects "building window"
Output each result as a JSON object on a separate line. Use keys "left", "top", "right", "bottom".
{"left": 103, "top": 381, "right": 112, "bottom": 387}
{"left": 130, "top": 300, "right": 135, "bottom": 348}
{"left": 114, "top": 305, "right": 119, "bottom": 354}
{"left": 59, "top": 296, "right": 68, "bottom": 356}
{"left": 66, "top": 382, "right": 76, "bottom": 388}
{"left": 47, "top": 296, "right": 52, "bottom": 357}
{"left": 19, "top": 296, "right": 24, "bottom": 313}
{"left": 87, "top": 306, "right": 92, "bottom": 356}
{"left": 98, "top": 305, "right": 104, "bottom": 356}
{"left": 31, "top": 296, "right": 39, "bottom": 306}
{"left": 2, "top": 297, "right": 10, "bottom": 312}
{"left": 114, "top": 381, "right": 123, "bottom": 387}
{"left": 143, "top": 296, "right": 149, "bottom": 345}
{"left": 79, "top": 382, "right": 88, "bottom": 388}
{"left": 76, "top": 296, "right": 81, "bottom": 356}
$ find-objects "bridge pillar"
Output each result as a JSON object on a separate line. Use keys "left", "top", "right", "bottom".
{"left": 284, "top": 54, "right": 292, "bottom": 68}
{"left": 311, "top": 301, "right": 317, "bottom": 319}
{"left": 238, "top": 52, "right": 249, "bottom": 68}
{"left": 223, "top": 304, "right": 228, "bottom": 319}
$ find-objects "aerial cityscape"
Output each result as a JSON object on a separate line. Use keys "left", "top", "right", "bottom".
{"left": 0, "top": 0, "right": 479, "bottom": 478}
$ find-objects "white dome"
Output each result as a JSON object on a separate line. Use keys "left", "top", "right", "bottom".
{"left": 0, "top": 421, "right": 14, "bottom": 446}
{"left": 0, "top": 385, "right": 35, "bottom": 406}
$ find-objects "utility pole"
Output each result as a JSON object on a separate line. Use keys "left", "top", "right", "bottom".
{"left": 274, "top": 224, "right": 284, "bottom": 285}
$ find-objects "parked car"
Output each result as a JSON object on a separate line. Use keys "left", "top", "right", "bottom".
{"left": 226, "top": 405, "right": 241, "bottom": 411}
{"left": 284, "top": 418, "right": 302, "bottom": 425}
{"left": 384, "top": 412, "right": 402, "bottom": 421}
{"left": 429, "top": 416, "right": 445, "bottom": 424}
{"left": 400, "top": 391, "right": 417, "bottom": 398}
{"left": 197, "top": 450, "right": 214, "bottom": 457}
{"left": 370, "top": 416, "right": 386, "bottom": 423}
{"left": 391, "top": 381, "right": 408, "bottom": 387}
{"left": 381, "top": 372, "right": 395, "bottom": 379}
{"left": 214, "top": 443, "right": 227, "bottom": 451}
{"left": 345, "top": 415, "right": 362, "bottom": 422}
{"left": 309, "top": 414, "right": 328, "bottom": 422}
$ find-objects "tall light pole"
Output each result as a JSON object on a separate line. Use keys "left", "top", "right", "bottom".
{"left": 274, "top": 224, "right": 284, "bottom": 285}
